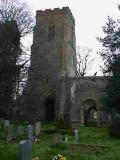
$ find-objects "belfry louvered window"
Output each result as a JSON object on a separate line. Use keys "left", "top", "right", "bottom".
{"left": 48, "top": 25, "right": 55, "bottom": 40}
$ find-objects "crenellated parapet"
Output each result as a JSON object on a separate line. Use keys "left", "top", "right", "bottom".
{"left": 36, "top": 7, "right": 75, "bottom": 24}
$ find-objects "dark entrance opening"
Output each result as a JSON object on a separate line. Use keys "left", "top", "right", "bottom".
{"left": 84, "top": 99, "right": 97, "bottom": 126}
{"left": 84, "top": 107, "right": 97, "bottom": 124}
{"left": 45, "top": 96, "right": 55, "bottom": 121}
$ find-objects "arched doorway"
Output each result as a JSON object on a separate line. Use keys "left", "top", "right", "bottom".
{"left": 84, "top": 99, "right": 98, "bottom": 126}
{"left": 45, "top": 96, "right": 55, "bottom": 121}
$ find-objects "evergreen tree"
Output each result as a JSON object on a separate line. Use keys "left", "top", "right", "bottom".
{"left": 0, "top": 21, "right": 21, "bottom": 117}
{"left": 0, "top": 0, "right": 33, "bottom": 118}
{"left": 97, "top": 17, "right": 120, "bottom": 113}
{"left": 98, "top": 16, "right": 120, "bottom": 137}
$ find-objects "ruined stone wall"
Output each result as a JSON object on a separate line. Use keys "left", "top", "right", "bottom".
{"left": 64, "top": 76, "right": 111, "bottom": 126}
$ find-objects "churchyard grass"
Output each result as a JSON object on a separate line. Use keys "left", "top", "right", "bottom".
{"left": 0, "top": 124, "right": 120, "bottom": 160}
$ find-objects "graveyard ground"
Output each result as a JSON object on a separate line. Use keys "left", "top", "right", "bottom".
{"left": 0, "top": 123, "right": 120, "bottom": 160}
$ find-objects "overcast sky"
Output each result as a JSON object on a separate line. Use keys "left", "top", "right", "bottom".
{"left": 23, "top": 0, "right": 120, "bottom": 75}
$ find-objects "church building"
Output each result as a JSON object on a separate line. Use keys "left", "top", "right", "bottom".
{"left": 21, "top": 7, "right": 111, "bottom": 126}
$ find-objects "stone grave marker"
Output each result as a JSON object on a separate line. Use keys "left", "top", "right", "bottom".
{"left": 65, "top": 135, "right": 68, "bottom": 143}
{"left": 17, "top": 126, "right": 24, "bottom": 137}
{"left": 74, "top": 129, "right": 79, "bottom": 143}
{"left": 28, "top": 125, "right": 33, "bottom": 140}
{"left": 35, "top": 122, "right": 41, "bottom": 136}
{"left": 53, "top": 133, "right": 62, "bottom": 144}
{"left": 4, "top": 120, "right": 10, "bottom": 130}
{"left": 18, "top": 140, "right": 32, "bottom": 160}
{"left": 6, "top": 125, "right": 13, "bottom": 141}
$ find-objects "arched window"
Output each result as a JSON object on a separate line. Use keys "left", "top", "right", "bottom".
{"left": 48, "top": 25, "right": 55, "bottom": 40}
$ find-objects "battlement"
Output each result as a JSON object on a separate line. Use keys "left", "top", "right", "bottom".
{"left": 36, "top": 7, "right": 75, "bottom": 24}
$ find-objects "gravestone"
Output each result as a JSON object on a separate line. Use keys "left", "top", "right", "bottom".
{"left": 65, "top": 135, "right": 68, "bottom": 143}
{"left": 74, "top": 129, "right": 79, "bottom": 143}
{"left": 6, "top": 125, "right": 13, "bottom": 141}
{"left": 4, "top": 120, "right": 10, "bottom": 130}
{"left": 28, "top": 125, "right": 33, "bottom": 140}
{"left": 18, "top": 140, "right": 32, "bottom": 160}
{"left": 17, "top": 126, "right": 24, "bottom": 137}
{"left": 53, "top": 133, "right": 62, "bottom": 144}
{"left": 35, "top": 122, "right": 41, "bottom": 136}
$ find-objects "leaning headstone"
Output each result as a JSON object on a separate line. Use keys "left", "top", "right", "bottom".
{"left": 35, "top": 122, "right": 41, "bottom": 136}
{"left": 28, "top": 125, "right": 33, "bottom": 140}
{"left": 53, "top": 133, "right": 62, "bottom": 144}
{"left": 17, "top": 126, "right": 24, "bottom": 137}
{"left": 74, "top": 129, "right": 79, "bottom": 143}
{"left": 6, "top": 125, "right": 13, "bottom": 141}
{"left": 18, "top": 140, "right": 32, "bottom": 160}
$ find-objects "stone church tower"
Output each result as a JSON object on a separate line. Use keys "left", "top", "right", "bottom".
{"left": 20, "top": 7, "right": 111, "bottom": 126}
{"left": 24, "top": 7, "right": 77, "bottom": 121}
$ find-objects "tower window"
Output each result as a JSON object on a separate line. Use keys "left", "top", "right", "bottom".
{"left": 48, "top": 25, "right": 55, "bottom": 41}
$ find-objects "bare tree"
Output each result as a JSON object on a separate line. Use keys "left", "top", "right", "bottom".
{"left": 0, "top": 0, "right": 33, "bottom": 36}
{"left": 76, "top": 46, "right": 94, "bottom": 77}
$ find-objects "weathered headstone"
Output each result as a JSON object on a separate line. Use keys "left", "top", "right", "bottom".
{"left": 35, "top": 122, "right": 41, "bottom": 136}
{"left": 74, "top": 129, "right": 79, "bottom": 143}
{"left": 18, "top": 140, "right": 32, "bottom": 160}
{"left": 4, "top": 120, "right": 10, "bottom": 130}
{"left": 17, "top": 126, "right": 24, "bottom": 137}
{"left": 6, "top": 125, "right": 13, "bottom": 141}
{"left": 53, "top": 133, "right": 62, "bottom": 144}
{"left": 28, "top": 125, "right": 33, "bottom": 140}
{"left": 65, "top": 135, "right": 68, "bottom": 143}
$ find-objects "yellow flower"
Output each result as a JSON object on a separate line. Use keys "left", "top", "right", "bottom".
{"left": 32, "top": 157, "right": 39, "bottom": 160}
{"left": 60, "top": 156, "right": 66, "bottom": 160}
{"left": 58, "top": 154, "right": 62, "bottom": 158}
{"left": 53, "top": 154, "right": 66, "bottom": 160}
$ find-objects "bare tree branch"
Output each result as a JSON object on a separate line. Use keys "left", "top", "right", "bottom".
{"left": 76, "top": 46, "right": 95, "bottom": 77}
{"left": 0, "top": 0, "right": 34, "bottom": 37}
